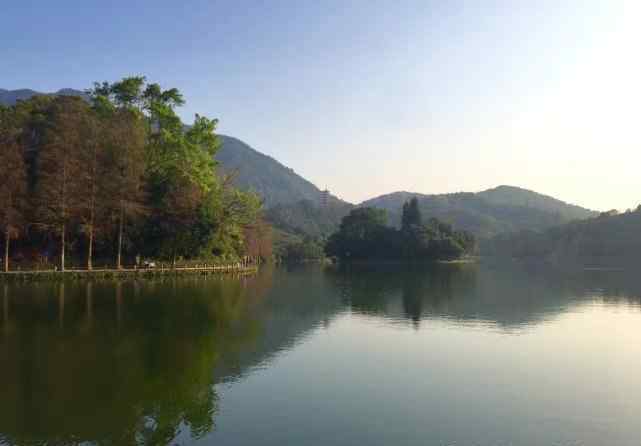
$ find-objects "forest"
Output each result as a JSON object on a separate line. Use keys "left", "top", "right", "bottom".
{"left": 325, "top": 198, "right": 476, "bottom": 262}
{"left": 0, "top": 77, "right": 271, "bottom": 272}
{"left": 482, "top": 207, "right": 641, "bottom": 265}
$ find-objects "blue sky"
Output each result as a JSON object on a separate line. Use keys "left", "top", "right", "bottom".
{"left": 2, "top": 1, "right": 640, "bottom": 210}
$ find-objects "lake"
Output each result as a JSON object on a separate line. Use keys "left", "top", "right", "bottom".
{"left": 1, "top": 263, "right": 641, "bottom": 446}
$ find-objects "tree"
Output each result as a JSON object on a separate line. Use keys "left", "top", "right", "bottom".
{"left": 35, "top": 97, "right": 86, "bottom": 271}
{"left": 401, "top": 197, "right": 421, "bottom": 231}
{"left": 325, "top": 207, "right": 391, "bottom": 259}
{"left": 76, "top": 109, "right": 107, "bottom": 270}
{"left": 201, "top": 176, "right": 261, "bottom": 260}
{"left": 243, "top": 218, "right": 273, "bottom": 262}
{"left": 326, "top": 204, "right": 474, "bottom": 262}
{"left": 0, "top": 106, "right": 27, "bottom": 272}
{"left": 104, "top": 109, "right": 147, "bottom": 269}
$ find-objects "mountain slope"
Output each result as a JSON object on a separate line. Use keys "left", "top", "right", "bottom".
{"left": 217, "top": 135, "right": 329, "bottom": 207}
{"left": 484, "top": 207, "right": 641, "bottom": 266}
{"left": 477, "top": 185, "right": 593, "bottom": 222}
{"left": 216, "top": 136, "right": 354, "bottom": 237}
{"left": 361, "top": 187, "right": 597, "bottom": 238}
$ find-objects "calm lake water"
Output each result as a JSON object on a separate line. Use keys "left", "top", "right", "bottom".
{"left": 2, "top": 263, "right": 641, "bottom": 446}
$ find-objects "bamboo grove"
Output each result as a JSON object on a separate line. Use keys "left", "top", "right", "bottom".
{"left": 0, "top": 77, "right": 272, "bottom": 272}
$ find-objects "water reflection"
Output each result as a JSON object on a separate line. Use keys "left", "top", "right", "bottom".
{"left": 1, "top": 264, "right": 641, "bottom": 445}
{"left": 329, "top": 263, "right": 641, "bottom": 330}
{"left": 0, "top": 277, "right": 269, "bottom": 446}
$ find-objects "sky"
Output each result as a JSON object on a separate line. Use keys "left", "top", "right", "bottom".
{"left": 2, "top": 0, "right": 640, "bottom": 211}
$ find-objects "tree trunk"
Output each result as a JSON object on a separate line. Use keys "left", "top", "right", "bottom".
{"left": 87, "top": 225, "right": 94, "bottom": 271}
{"left": 3, "top": 230, "right": 9, "bottom": 273}
{"left": 60, "top": 223, "right": 65, "bottom": 272}
{"left": 116, "top": 203, "right": 124, "bottom": 269}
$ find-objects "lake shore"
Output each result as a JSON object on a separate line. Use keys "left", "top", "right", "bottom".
{"left": 0, "top": 264, "right": 259, "bottom": 281}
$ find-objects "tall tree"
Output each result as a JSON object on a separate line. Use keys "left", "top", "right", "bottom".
{"left": 104, "top": 109, "right": 147, "bottom": 269}
{"left": 77, "top": 110, "right": 106, "bottom": 270}
{"left": 401, "top": 197, "right": 422, "bottom": 231}
{"left": 0, "top": 106, "right": 28, "bottom": 272}
{"left": 35, "top": 97, "right": 86, "bottom": 272}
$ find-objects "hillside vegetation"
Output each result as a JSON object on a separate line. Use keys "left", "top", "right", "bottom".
{"left": 216, "top": 135, "right": 330, "bottom": 207}
{"left": 484, "top": 207, "right": 641, "bottom": 265}
{"left": 362, "top": 186, "right": 596, "bottom": 238}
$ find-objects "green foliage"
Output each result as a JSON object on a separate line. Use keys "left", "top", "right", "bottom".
{"left": 401, "top": 197, "right": 422, "bottom": 230}
{"left": 1, "top": 77, "right": 269, "bottom": 269}
{"left": 326, "top": 202, "right": 476, "bottom": 262}
{"left": 362, "top": 186, "right": 596, "bottom": 239}
{"left": 281, "top": 237, "right": 325, "bottom": 262}
{"left": 265, "top": 199, "right": 352, "bottom": 239}
{"left": 483, "top": 206, "right": 641, "bottom": 264}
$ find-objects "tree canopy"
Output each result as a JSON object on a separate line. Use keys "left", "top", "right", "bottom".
{"left": 0, "top": 77, "right": 270, "bottom": 271}
{"left": 326, "top": 200, "right": 476, "bottom": 262}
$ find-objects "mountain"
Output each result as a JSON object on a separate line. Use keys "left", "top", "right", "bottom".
{"left": 216, "top": 135, "right": 345, "bottom": 208}
{"left": 476, "top": 186, "right": 593, "bottom": 221}
{"left": 216, "top": 136, "right": 354, "bottom": 238}
{"left": 361, "top": 186, "right": 597, "bottom": 238}
{"left": 0, "top": 88, "right": 87, "bottom": 106}
{"left": 484, "top": 207, "right": 641, "bottom": 266}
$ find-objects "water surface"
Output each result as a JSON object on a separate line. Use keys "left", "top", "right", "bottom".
{"left": 2, "top": 264, "right": 641, "bottom": 445}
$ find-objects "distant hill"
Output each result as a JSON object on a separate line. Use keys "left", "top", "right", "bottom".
{"left": 361, "top": 186, "right": 597, "bottom": 238}
{"left": 484, "top": 207, "right": 641, "bottom": 266}
{"left": 0, "top": 88, "right": 87, "bottom": 106}
{"left": 477, "top": 186, "right": 593, "bottom": 221}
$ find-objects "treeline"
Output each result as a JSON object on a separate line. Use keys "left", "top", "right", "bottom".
{"left": 0, "top": 77, "right": 270, "bottom": 272}
{"left": 483, "top": 207, "right": 641, "bottom": 264}
{"left": 325, "top": 198, "right": 476, "bottom": 261}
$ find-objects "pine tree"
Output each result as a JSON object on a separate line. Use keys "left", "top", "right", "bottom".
{"left": 401, "top": 197, "right": 422, "bottom": 231}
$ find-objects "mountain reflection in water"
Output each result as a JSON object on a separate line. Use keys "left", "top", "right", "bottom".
{"left": 1, "top": 263, "right": 641, "bottom": 445}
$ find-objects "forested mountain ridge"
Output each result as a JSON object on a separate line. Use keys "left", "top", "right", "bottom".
{"left": 361, "top": 186, "right": 596, "bottom": 238}
{"left": 483, "top": 207, "right": 641, "bottom": 266}
{"left": 216, "top": 135, "right": 349, "bottom": 208}
{"left": 477, "top": 185, "right": 594, "bottom": 221}
{"left": 215, "top": 136, "right": 354, "bottom": 240}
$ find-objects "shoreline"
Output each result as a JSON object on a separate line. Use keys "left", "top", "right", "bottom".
{"left": 0, "top": 265, "right": 259, "bottom": 282}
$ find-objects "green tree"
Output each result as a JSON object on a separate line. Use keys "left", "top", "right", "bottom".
{"left": 401, "top": 197, "right": 421, "bottom": 231}
{"left": 104, "top": 108, "right": 147, "bottom": 269}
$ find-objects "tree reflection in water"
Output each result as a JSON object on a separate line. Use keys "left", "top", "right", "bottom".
{"left": 0, "top": 276, "right": 269, "bottom": 446}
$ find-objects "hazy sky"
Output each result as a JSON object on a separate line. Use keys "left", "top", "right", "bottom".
{"left": 2, "top": 1, "right": 640, "bottom": 211}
